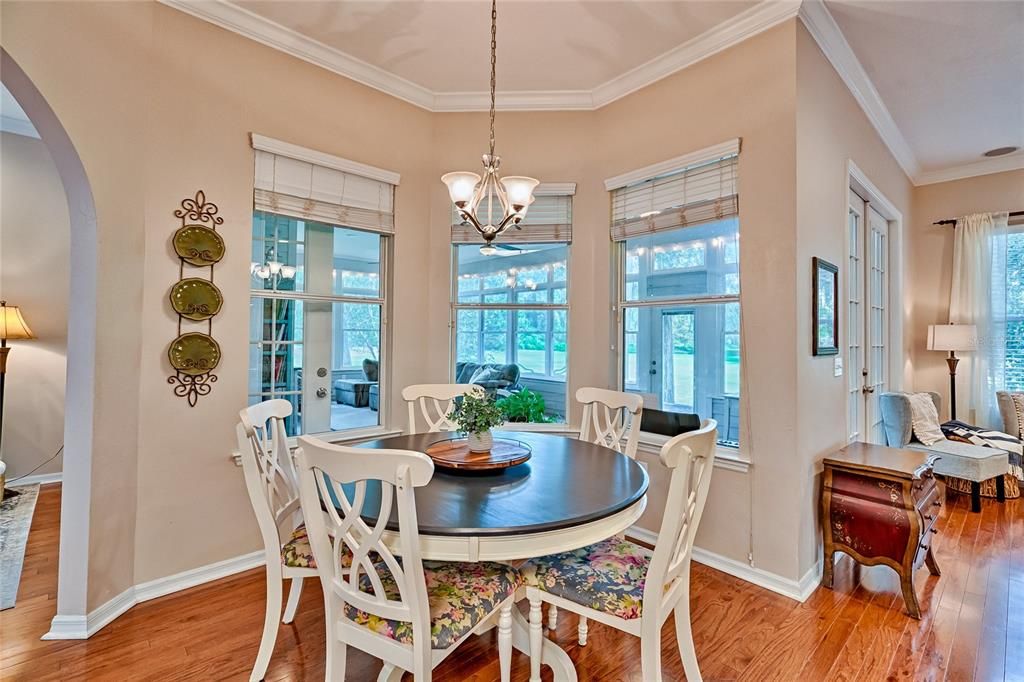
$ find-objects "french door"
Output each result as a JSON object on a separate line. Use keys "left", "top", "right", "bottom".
{"left": 847, "top": 189, "right": 890, "bottom": 443}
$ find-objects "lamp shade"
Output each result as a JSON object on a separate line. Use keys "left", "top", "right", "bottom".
{"left": 927, "top": 324, "right": 977, "bottom": 352}
{"left": 441, "top": 172, "right": 481, "bottom": 205}
{"left": 0, "top": 302, "right": 35, "bottom": 340}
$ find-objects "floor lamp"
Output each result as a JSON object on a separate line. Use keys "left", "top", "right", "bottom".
{"left": 0, "top": 301, "right": 36, "bottom": 470}
{"left": 927, "top": 323, "right": 977, "bottom": 421}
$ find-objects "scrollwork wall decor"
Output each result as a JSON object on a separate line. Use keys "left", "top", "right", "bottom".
{"left": 167, "top": 190, "right": 224, "bottom": 406}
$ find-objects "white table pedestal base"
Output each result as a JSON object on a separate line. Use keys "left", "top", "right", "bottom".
{"left": 375, "top": 607, "right": 577, "bottom": 682}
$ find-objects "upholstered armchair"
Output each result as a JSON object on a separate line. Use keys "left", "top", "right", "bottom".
{"left": 454, "top": 361, "right": 523, "bottom": 394}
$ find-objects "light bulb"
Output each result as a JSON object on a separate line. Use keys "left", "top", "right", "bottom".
{"left": 500, "top": 176, "right": 540, "bottom": 207}
{"left": 442, "top": 172, "right": 481, "bottom": 205}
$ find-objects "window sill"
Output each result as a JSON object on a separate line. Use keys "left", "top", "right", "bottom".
{"left": 231, "top": 425, "right": 404, "bottom": 467}
{"left": 636, "top": 431, "right": 750, "bottom": 473}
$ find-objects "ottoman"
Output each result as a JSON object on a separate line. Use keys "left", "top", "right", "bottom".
{"left": 908, "top": 440, "right": 1009, "bottom": 512}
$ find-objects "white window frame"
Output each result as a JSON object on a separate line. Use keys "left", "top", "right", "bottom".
{"left": 249, "top": 212, "right": 391, "bottom": 438}
{"left": 451, "top": 246, "right": 570, "bottom": 383}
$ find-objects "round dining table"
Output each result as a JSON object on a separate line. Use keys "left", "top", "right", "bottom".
{"left": 355, "top": 430, "right": 650, "bottom": 682}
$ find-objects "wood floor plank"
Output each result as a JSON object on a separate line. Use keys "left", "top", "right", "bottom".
{"left": 2, "top": 484, "right": 1022, "bottom": 682}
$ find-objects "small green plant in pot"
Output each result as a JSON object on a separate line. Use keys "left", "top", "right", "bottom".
{"left": 447, "top": 393, "right": 505, "bottom": 452}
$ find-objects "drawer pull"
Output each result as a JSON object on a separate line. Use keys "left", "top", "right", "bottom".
{"left": 932, "top": 500, "right": 942, "bottom": 507}
{"left": 930, "top": 528, "right": 938, "bottom": 534}
{"left": 924, "top": 514, "right": 934, "bottom": 521}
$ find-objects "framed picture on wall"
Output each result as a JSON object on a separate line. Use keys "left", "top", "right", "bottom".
{"left": 813, "top": 257, "right": 839, "bottom": 356}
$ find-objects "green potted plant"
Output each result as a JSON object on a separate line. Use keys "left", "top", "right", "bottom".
{"left": 496, "top": 388, "right": 553, "bottom": 423}
{"left": 447, "top": 393, "right": 506, "bottom": 452}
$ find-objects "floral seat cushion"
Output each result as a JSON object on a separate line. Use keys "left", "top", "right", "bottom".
{"left": 521, "top": 537, "right": 651, "bottom": 619}
{"left": 281, "top": 524, "right": 317, "bottom": 568}
{"left": 345, "top": 561, "right": 521, "bottom": 649}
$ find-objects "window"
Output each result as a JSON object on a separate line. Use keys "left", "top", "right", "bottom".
{"left": 452, "top": 243, "right": 569, "bottom": 421}
{"left": 1003, "top": 227, "right": 1024, "bottom": 390}
{"left": 609, "top": 143, "right": 740, "bottom": 446}
{"left": 249, "top": 212, "right": 387, "bottom": 435}
{"left": 248, "top": 137, "right": 398, "bottom": 437}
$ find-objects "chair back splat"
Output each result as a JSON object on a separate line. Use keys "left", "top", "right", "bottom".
{"left": 238, "top": 399, "right": 300, "bottom": 554}
{"left": 402, "top": 383, "right": 485, "bottom": 433}
{"left": 645, "top": 419, "right": 718, "bottom": 611}
{"left": 577, "top": 387, "right": 644, "bottom": 459}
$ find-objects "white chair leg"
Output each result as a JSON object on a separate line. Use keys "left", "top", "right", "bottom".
{"left": 324, "top": 594, "right": 347, "bottom": 682}
{"left": 578, "top": 616, "right": 588, "bottom": 646}
{"left": 547, "top": 604, "right": 558, "bottom": 630}
{"left": 498, "top": 602, "right": 513, "bottom": 682}
{"left": 640, "top": 618, "right": 663, "bottom": 682}
{"left": 529, "top": 596, "right": 544, "bottom": 682}
{"left": 674, "top": 601, "right": 702, "bottom": 682}
{"left": 282, "top": 576, "right": 303, "bottom": 624}
{"left": 251, "top": 564, "right": 283, "bottom": 682}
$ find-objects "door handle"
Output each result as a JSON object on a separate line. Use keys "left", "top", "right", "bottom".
{"left": 862, "top": 386, "right": 875, "bottom": 394}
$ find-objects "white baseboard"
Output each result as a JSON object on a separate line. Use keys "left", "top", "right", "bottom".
{"left": 626, "top": 525, "right": 822, "bottom": 603}
{"left": 8, "top": 471, "right": 62, "bottom": 487}
{"left": 43, "top": 550, "right": 265, "bottom": 640}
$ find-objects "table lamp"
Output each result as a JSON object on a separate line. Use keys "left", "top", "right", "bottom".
{"left": 927, "top": 323, "right": 977, "bottom": 421}
{"left": 0, "top": 300, "right": 36, "bottom": 458}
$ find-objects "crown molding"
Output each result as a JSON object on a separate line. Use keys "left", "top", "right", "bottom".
{"left": 160, "top": 0, "right": 800, "bottom": 113}
{"left": 592, "top": 0, "right": 801, "bottom": 108}
{"left": 797, "top": 0, "right": 919, "bottom": 182}
{"left": 914, "top": 152, "right": 1024, "bottom": 186}
{"left": 159, "top": 0, "right": 436, "bottom": 110}
{"left": 0, "top": 113, "right": 39, "bottom": 138}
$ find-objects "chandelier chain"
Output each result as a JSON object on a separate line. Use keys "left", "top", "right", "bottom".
{"left": 489, "top": 0, "right": 497, "bottom": 159}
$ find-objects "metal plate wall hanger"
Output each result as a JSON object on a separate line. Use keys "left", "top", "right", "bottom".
{"left": 167, "top": 190, "right": 224, "bottom": 405}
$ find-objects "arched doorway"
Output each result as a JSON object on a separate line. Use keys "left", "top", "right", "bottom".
{"left": 2, "top": 48, "right": 98, "bottom": 639}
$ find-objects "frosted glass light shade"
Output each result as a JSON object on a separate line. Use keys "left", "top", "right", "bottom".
{"left": 441, "top": 172, "right": 481, "bottom": 204}
{"left": 0, "top": 303, "right": 35, "bottom": 340}
{"left": 927, "top": 324, "right": 977, "bottom": 352}
{"left": 500, "top": 176, "right": 540, "bottom": 206}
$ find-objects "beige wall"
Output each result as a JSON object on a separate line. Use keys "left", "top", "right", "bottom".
{"left": 2, "top": 0, "right": 928, "bottom": 610}
{"left": 909, "top": 169, "right": 1024, "bottom": 415}
{"left": 795, "top": 25, "right": 914, "bottom": 577}
{"left": 0, "top": 131, "right": 69, "bottom": 479}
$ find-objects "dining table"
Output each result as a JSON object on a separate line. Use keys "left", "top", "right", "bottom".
{"left": 354, "top": 430, "right": 650, "bottom": 682}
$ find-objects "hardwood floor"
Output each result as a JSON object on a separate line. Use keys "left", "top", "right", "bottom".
{"left": 1, "top": 483, "right": 1021, "bottom": 681}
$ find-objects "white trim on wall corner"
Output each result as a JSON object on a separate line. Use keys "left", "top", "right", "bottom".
{"left": 43, "top": 550, "right": 265, "bottom": 640}
{"left": 914, "top": 152, "right": 1024, "bottom": 187}
{"left": 625, "top": 526, "right": 821, "bottom": 603}
{"left": 7, "top": 471, "right": 62, "bottom": 487}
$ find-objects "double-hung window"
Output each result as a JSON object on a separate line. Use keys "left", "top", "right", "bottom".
{"left": 451, "top": 186, "right": 574, "bottom": 421}
{"left": 608, "top": 141, "right": 741, "bottom": 446}
{"left": 247, "top": 136, "right": 398, "bottom": 436}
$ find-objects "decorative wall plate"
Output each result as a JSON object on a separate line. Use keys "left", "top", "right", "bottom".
{"left": 173, "top": 224, "right": 225, "bottom": 267}
{"left": 169, "top": 278, "right": 224, "bottom": 321}
{"left": 168, "top": 332, "right": 221, "bottom": 376}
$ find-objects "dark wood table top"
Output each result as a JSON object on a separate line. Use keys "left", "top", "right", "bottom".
{"left": 349, "top": 431, "right": 649, "bottom": 537}
{"left": 824, "top": 442, "right": 938, "bottom": 479}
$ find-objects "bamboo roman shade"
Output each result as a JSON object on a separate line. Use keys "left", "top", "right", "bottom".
{"left": 252, "top": 134, "right": 399, "bottom": 235}
{"left": 451, "top": 184, "right": 575, "bottom": 244}
{"left": 607, "top": 141, "right": 739, "bottom": 242}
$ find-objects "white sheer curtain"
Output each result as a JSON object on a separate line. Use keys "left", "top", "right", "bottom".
{"left": 950, "top": 211, "right": 1009, "bottom": 428}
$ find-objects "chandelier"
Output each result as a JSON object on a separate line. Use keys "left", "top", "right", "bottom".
{"left": 441, "top": 0, "right": 539, "bottom": 255}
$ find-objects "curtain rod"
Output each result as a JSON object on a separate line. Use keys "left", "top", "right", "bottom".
{"left": 933, "top": 210, "right": 1024, "bottom": 226}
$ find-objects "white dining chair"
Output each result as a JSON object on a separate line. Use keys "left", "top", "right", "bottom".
{"left": 577, "top": 387, "right": 644, "bottom": 459}
{"left": 401, "top": 383, "right": 485, "bottom": 433}
{"left": 237, "top": 399, "right": 316, "bottom": 682}
{"left": 524, "top": 420, "right": 717, "bottom": 682}
{"left": 551, "top": 387, "right": 645, "bottom": 638}
{"left": 294, "top": 435, "right": 521, "bottom": 681}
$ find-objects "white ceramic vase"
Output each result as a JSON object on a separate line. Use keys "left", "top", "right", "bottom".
{"left": 467, "top": 430, "right": 493, "bottom": 453}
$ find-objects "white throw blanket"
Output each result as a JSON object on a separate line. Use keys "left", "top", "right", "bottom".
{"left": 908, "top": 393, "right": 945, "bottom": 445}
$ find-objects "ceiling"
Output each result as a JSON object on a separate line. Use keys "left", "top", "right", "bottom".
{"left": 98, "top": 1, "right": 1024, "bottom": 184}
{"left": 237, "top": 0, "right": 758, "bottom": 92}
{"left": 825, "top": 0, "right": 1024, "bottom": 178}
